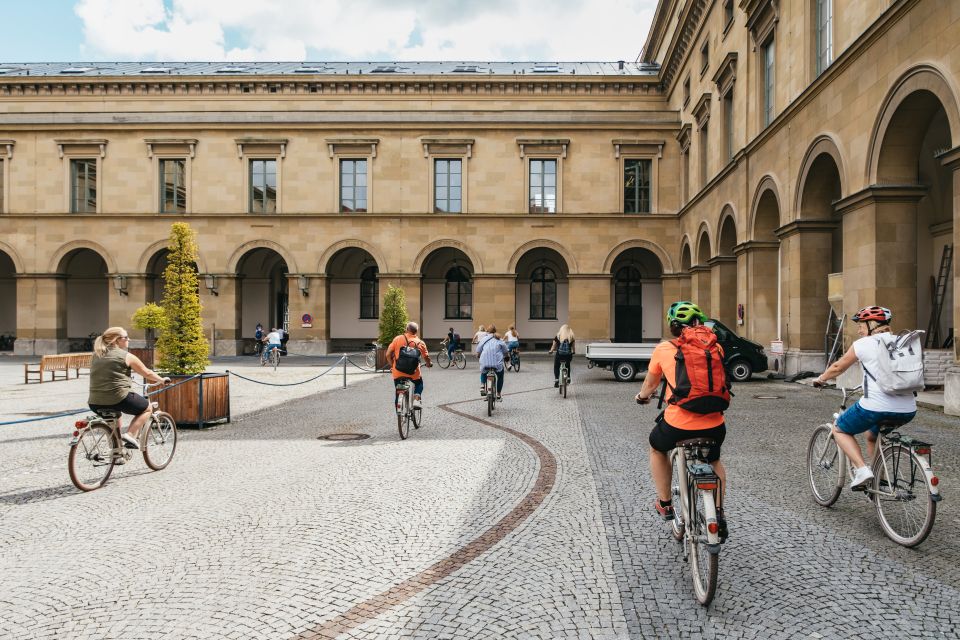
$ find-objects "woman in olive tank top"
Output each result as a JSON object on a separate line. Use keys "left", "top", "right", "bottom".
{"left": 88, "top": 327, "right": 171, "bottom": 450}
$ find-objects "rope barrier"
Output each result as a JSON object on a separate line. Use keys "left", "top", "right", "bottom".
{"left": 345, "top": 356, "right": 384, "bottom": 372}
{"left": 225, "top": 356, "right": 347, "bottom": 387}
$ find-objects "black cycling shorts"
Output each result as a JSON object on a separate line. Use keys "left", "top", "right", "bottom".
{"left": 649, "top": 416, "right": 726, "bottom": 462}
{"left": 89, "top": 392, "right": 149, "bottom": 417}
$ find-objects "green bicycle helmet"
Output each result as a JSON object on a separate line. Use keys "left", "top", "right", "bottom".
{"left": 667, "top": 301, "right": 707, "bottom": 325}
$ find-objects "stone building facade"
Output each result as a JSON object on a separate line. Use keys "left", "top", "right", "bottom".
{"left": 0, "top": 0, "right": 957, "bottom": 409}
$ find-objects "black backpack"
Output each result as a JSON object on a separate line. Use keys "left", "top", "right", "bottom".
{"left": 395, "top": 337, "right": 421, "bottom": 374}
{"left": 557, "top": 338, "right": 572, "bottom": 356}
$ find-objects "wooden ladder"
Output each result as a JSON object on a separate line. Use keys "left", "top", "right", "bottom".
{"left": 926, "top": 244, "right": 953, "bottom": 348}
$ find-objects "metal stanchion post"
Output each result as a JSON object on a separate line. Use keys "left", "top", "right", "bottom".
{"left": 342, "top": 354, "right": 347, "bottom": 389}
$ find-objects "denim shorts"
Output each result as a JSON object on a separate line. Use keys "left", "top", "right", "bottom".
{"left": 835, "top": 401, "right": 915, "bottom": 436}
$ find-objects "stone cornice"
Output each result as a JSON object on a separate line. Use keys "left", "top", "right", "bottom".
{"left": 834, "top": 184, "right": 928, "bottom": 215}
{"left": 689, "top": 264, "right": 712, "bottom": 273}
{"left": 711, "top": 52, "right": 738, "bottom": 96}
{"left": 676, "top": 123, "right": 692, "bottom": 152}
{"left": 658, "top": 0, "right": 713, "bottom": 92}
{"left": 612, "top": 138, "right": 665, "bottom": 158}
{"left": 734, "top": 240, "right": 778, "bottom": 255}
{"left": 937, "top": 145, "right": 960, "bottom": 169}
{"left": 775, "top": 219, "right": 839, "bottom": 239}
{"left": 692, "top": 92, "right": 712, "bottom": 128}
{"left": 662, "top": 272, "right": 692, "bottom": 280}
{"left": 740, "top": 0, "right": 779, "bottom": 46}
{"left": 0, "top": 139, "right": 13, "bottom": 159}
{"left": 707, "top": 256, "right": 736, "bottom": 266}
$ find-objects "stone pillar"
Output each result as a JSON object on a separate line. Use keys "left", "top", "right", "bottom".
{"left": 661, "top": 274, "right": 689, "bottom": 336}
{"left": 379, "top": 273, "right": 423, "bottom": 327}
{"left": 200, "top": 273, "right": 242, "bottom": 356}
{"left": 285, "top": 273, "right": 328, "bottom": 355}
{"left": 708, "top": 256, "right": 737, "bottom": 327}
{"left": 108, "top": 274, "right": 150, "bottom": 346}
{"left": 836, "top": 187, "right": 925, "bottom": 334}
{"left": 471, "top": 274, "right": 516, "bottom": 333}
{"left": 15, "top": 274, "right": 68, "bottom": 355}
{"left": 738, "top": 241, "right": 779, "bottom": 348}
{"left": 777, "top": 220, "right": 836, "bottom": 374}
{"left": 940, "top": 147, "right": 960, "bottom": 415}
{"left": 688, "top": 266, "right": 712, "bottom": 316}
{"left": 567, "top": 274, "right": 611, "bottom": 343}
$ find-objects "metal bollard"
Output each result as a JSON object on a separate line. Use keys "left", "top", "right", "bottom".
{"left": 342, "top": 353, "right": 347, "bottom": 389}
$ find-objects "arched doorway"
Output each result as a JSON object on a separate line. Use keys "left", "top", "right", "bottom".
{"left": 692, "top": 229, "right": 712, "bottom": 316}
{"left": 874, "top": 89, "right": 954, "bottom": 345}
{"left": 59, "top": 248, "right": 108, "bottom": 349}
{"left": 515, "top": 248, "right": 570, "bottom": 344}
{"left": 421, "top": 247, "right": 475, "bottom": 341}
{"left": 0, "top": 251, "right": 15, "bottom": 349}
{"left": 751, "top": 188, "right": 781, "bottom": 348}
{"left": 237, "top": 248, "right": 289, "bottom": 338}
{"left": 326, "top": 247, "right": 380, "bottom": 349}
{"left": 715, "top": 213, "right": 738, "bottom": 327}
{"left": 610, "top": 248, "right": 663, "bottom": 342}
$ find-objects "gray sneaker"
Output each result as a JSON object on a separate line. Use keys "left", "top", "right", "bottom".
{"left": 121, "top": 433, "right": 140, "bottom": 450}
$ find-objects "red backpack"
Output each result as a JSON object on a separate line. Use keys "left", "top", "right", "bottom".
{"left": 660, "top": 325, "right": 731, "bottom": 414}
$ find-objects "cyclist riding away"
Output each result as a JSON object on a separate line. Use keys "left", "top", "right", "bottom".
{"left": 504, "top": 325, "right": 520, "bottom": 368}
{"left": 476, "top": 324, "right": 509, "bottom": 400}
{"left": 635, "top": 301, "right": 729, "bottom": 540}
{"left": 262, "top": 327, "right": 282, "bottom": 364}
{"left": 813, "top": 305, "right": 917, "bottom": 489}
{"left": 386, "top": 322, "right": 433, "bottom": 408}
{"left": 446, "top": 327, "right": 462, "bottom": 361}
{"left": 88, "top": 326, "right": 170, "bottom": 451}
{"left": 549, "top": 324, "right": 575, "bottom": 387}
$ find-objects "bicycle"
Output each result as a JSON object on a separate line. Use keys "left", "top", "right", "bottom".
{"left": 482, "top": 368, "right": 499, "bottom": 416}
{"left": 261, "top": 345, "right": 280, "bottom": 370}
{"left": 437, "top": 339, "right": 466, "bottom": 370}
{"left": 669, "top": 437, "right": 724, "bottom": 606}
{"left": 364, "top": 343, "right": 378, "bottom": 370}
{"left": 394, "top": 378, "right": 422, "bottom": 439}
{"left": 68, "top": 386, "right": 178, "bottom": 492}
{"left": 558, "top": 360, "right": 570, "bottom": 398}
{"left": 507, "top": 347, "right": 520, "bottom": 372}
{"left": 807, "top": 385, "right": 941, "bottom": 547}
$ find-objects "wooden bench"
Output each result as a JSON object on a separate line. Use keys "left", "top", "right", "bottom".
{"left": 23, "top": 352, "right": 93, "bottom": 383}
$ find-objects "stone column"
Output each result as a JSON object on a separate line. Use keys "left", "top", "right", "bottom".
{"left": 471, "top": 274, "right": 516, "bottom": 333}
{"left": 688, "top": 266, "right": 712, "bottom": 316}
{"left": 708, "top": 256, "right": 737, "bottom": 327}
{"left": 379, "top": 273, "right": 423, "bottom": 327}
{"left": 661, "top": 273, "right": 690, "bottom": 336}
{"left": 200, "top": 273, "right": 242, "bottom": 356}
{"left": 567, "top": 274, "right": 611, "bottom": 343}
{"left": 108, "top": 274, "right": 150, "bottom": 346}
{"left": 939, "top": 148, "right": 960, "bottom": 416}
{"left": 776, "top": 220, "right": 836, "bottom": 374}
{"left": 15, "top": 274, "right": 68, "bottom": 355}
{"left": 738, "top": 241, "right": 779, "bottom": 348}
{"left": 285, "top": 273, "right": 328, "bottom": 355}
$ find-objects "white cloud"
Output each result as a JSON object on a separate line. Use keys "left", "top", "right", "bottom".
{"left": 74, "top": 0, "right": 656, "bottom": 62}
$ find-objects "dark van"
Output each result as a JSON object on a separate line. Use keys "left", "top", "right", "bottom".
{"left": 705, "top": 319, "right": 768, "bottom": 382}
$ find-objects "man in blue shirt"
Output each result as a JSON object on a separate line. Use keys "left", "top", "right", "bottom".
{"left": 476, "top": 323, "right": 509, "bottom": 400}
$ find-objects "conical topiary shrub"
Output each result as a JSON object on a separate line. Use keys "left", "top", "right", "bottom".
{"left": 156, "top": 222, "right": 209, "bottom": 375}
{"left": 377, "top": 285, "right": 409, "bottom": 348}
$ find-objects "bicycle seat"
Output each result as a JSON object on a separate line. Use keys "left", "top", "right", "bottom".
{"left": 93, "top": 409, "right": 121, "bottom": 419}
{"left": 676, "top": 438, "right": 717, "bottom": 449}
{"left": 876, "top": 420, "right": 902, "bottom": 435}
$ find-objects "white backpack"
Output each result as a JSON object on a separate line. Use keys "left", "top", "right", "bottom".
{"left": 862, "top": 330, "right": 925, "bottom": 397}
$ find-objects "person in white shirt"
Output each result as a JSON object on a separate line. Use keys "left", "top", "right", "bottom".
{"left": 262, "top": 327, "right": 283, "bottom": 365}
{"left": 813, "top": 306, "right": 917, "bottom": 489}
{"left": 476, "top": 324, "right": 509, "bottom": 400}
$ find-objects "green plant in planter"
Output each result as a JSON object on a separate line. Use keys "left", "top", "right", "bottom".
{"left": 156, "top": 223, "right": 209, "bottom": 375}
{"left": 131, "top": 302, "right": 166, "bottom": 345}
{"left": 377, "top": 285, "right": 410, "bottom": 347}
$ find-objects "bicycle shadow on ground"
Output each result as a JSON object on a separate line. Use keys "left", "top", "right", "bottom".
{"left": 0, "top": 469, "right": 154, "bottom": 505}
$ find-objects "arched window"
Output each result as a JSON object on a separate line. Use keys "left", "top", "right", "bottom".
{"left": 615, "top": 266, "right": 643, "bottom": 307}
{"left": 445, "top": 266, "right": 472, "bottom": 319}
{"left": 530, "top": 266, "right": 557, "bottom": 319}
{"left": 360, "top": 266, "right": 378, "bottom": 319}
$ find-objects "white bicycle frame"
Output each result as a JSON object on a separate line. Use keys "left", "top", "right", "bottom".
{"left": 672, "top": 445, "right": 722, "bottom": 550}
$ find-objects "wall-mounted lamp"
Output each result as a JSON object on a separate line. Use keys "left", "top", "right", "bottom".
{"left": 113, "top": 275, "right": 128, "bottom": 296}
{"left": 298, "top": 275, "right": 309, "bottom": 297}
{"left": 204, "top": 274, "right": 219, "bottom": 296}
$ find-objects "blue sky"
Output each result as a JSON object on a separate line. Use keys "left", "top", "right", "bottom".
{"left": 2, "top": 0, "right": 657, "bottom": 62}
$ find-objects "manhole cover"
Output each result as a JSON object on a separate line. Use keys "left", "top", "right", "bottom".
{"left": 318, "top": 432, "right": 370, "bottom": 441}
{"left": 753, "top": 395, "right": 784, "bottom": 400}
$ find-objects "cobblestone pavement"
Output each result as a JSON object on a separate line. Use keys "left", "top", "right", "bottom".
{"left": 1, "top": 355, "right": 959, "bottom": 639}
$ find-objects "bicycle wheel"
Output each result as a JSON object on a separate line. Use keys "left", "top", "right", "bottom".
{"left": 68, "top": 423, "right": 118, "bottom": 491}
{"left": 873, "top": 446, "right": 936, "bottom": 547}
{"left": 807, "top": 424, "right": 844, "bottom": 507}
{"left": 512, "top": 352, "right": 520, "bottom": 372}
{"left": 688, "top": 486, "right": 719, "bottom": 606}
{"left": 487, "top": 376, "right": 495, "bottom": 417}
{"left": 413, "top": 405, "right": 422, "bottom": 429}
{"left": 670, "top": 450, "right": 686, "bottom": 541}
{"left": 437, "top": 349, "right": 451, "bottom": 369}
{"left": 271, "top": 349, "right": 280, "bottom": 371}
{"left": 142, "top": 412, "right": 178, "bottom": 471}
{"left": 364, "top": 350, "right": 376, "bottom": 369}
{"left": 397, "top": 394, "right": 411, "bottom": 440}
{"left": 454, "top": 352, "right": 466, "bottom": 369}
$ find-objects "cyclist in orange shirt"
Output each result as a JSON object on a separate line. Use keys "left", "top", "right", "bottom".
{"left": 385, "top": 321, "right": 433, "bottom": 408}
{"left": 636, "top": 301, "right": 727, "bottom": 540}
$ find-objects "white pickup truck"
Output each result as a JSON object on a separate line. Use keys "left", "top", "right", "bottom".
{"left": 585, "top": 342, "right": 657, "bottom": 382}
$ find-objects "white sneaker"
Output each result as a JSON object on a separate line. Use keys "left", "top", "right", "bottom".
{"left": 121, "top": 432, "right": 140, "bottom": 450}
{"left": 412, "top": 397, "right": 422, "bottom": 409}
{"left": 850, "top": 466, "right": 874, "bottom": 489}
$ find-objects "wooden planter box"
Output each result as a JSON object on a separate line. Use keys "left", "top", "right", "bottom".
{"left": 376, "top": 346, "right": 390, "bottom": 371}
{"left": 155, "top": 372, "right": 230, "bottom": 428}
